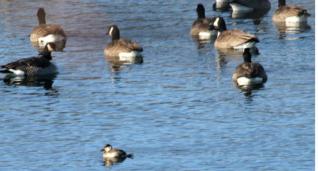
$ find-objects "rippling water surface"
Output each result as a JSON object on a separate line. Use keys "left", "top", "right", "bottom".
{"left": 0, "top": 0, "right": 314, "bottom": 170}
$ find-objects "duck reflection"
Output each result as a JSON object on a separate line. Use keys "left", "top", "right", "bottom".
{"left": 103, "top": 157, "right": 127, "bottom": 167}
{"left": 3, "top": 74, "right": 57, "bottom": 90}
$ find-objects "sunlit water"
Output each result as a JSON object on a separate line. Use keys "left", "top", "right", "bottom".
{"left": 0, "top": 0, "right": 314, "bottom": 170}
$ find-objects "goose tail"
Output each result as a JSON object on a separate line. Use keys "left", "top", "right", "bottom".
{"left": 126, "top": 153, "right": 134, "bottom": 159}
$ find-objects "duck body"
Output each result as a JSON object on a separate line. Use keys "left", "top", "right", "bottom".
{"left": 103, "top": 148, "right": 131, "bottom": 159}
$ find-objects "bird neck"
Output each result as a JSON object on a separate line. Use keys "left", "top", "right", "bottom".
{"left": 197, "top": 9, "right": 205, "bottom": 19}
{"left": 37, "top": 13, "right": 46, "bottom": 25}
{"left": 243, "top": 55, "right": 252, "bottom": 63}
{"left": 40, "top": 51, "right": 52, "bottom": 60}
{"left": 278, "top": 0, "right": 286, "bottom": 7}
{"left": 112, "top": 32, "right": 120, "bottom": 41}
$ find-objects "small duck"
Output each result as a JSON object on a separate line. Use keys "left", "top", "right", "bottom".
{"left": 104, "top": 25, "right": 143, "bottom": 62}
{"left": 0, "top": 43, "right": 58, "bottom": 76}
{"left": 272, "top": 0, "right": 310, "bottom": 27}
{"left": 191, "top": 4, "right": 216, "bottom": 40}
{"left": 101, "top": 144, "right": 133, "bottom": 166}
{"left": 30, "top": 8, "right": 67, "bottom": 51}
{"left": 232, "top": 48, "right": 267, "bottom": 87}
{"left": 213, "top": 17, "right": 259, "bottom": 50}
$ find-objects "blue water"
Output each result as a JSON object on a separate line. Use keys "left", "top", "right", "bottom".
{"left": 0, "top": 0, "right": 314, "bottom": 170}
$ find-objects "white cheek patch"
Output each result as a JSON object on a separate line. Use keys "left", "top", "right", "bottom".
{"left": 109, "top": 27, "right": 114, "bottom": 36}
{"left": 214, "top": 17, "right": 220, "bottom": 27}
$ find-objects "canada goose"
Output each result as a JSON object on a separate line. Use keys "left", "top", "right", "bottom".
{"left": 104, "top": 25, "right": 143, "bottom": 61}
{"left": 30, "top": 8, "right": 67, "bottom": 51}
{"left": 101, "top": 144, "right": 133, "bottom": 166}
{"left": 0, "top": 43, "right": 58, "bottom": 76}
{"left": 191, "top": 4, "right": 216, "bottom": 40}
{"left": 232, "top": 48, "right": 267, "bottom": 86}
{"left": 213, "top": 17, "right": 259, "bottom": 50}
{"left": 272, "top": 0, "right": 310, "bottom": 27}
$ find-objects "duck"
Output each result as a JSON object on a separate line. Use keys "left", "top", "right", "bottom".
{"left": 104, "top": 25, "right": 143, "bottom": 61}
{"left": 272, "top": 0, "right": 310, "bottom": 27}
{"left": 213, "top": 17, "right": 259, "bottom": 50}
{"left": 30, "top": 8, "right": 67, "bottom": 51}
{"left": 232, "top": 48, "right": 267, "bottom": 87}
{"left": 213, "top": 0, "right": 271, "bottom": 14}
{"left": 191, "top": 4, "right": 216, "bottom": 40}
{"left": 101, "top": 144, "right": 133, "bottom": 166}
{"left": 0, "top": 43, "right": 58, "bottom": 76}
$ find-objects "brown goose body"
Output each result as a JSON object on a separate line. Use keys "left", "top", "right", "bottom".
{"left": 190, "top": 4, "right": 215, "bottom": 39}
{"left": 273, "top": 5, "right": 310, "bottom": 22}
{"left": 101, "top": 144, "right": 133, "bottom": 166}
{"left": 30, "top": 24, "right": 66, "bottom": 42}
{"left": 104, "top": 39, "right": 143, "bottom": 57}
{"left": 104, "top": 25, "right": 143, "bottom": 60}
{"left": 0, "top": 43, "right": 57, "bottom": 76}
{"left": 30, "top": 8, "right": 67, "bottom": 51}
{"left": 213, "top": 17, "right": 259, "bottom": 49}
{"left": 215, "top": 29, "right": 259, "bottom": 49}
{"left": 232, "top": 48, "right": 267, "bottom": 86}
{"left": 272, "top": 0, "right": 310, "bottom": 24}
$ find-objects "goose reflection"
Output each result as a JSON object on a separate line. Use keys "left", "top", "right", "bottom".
{"left": 106, "top": 55, "right": 143, "bottom": 72}
{"left": 274, "top": 22, "right": 310, "bottom": 35}
{"left": 3, "top": 74, "right": 57, "bottom": 90}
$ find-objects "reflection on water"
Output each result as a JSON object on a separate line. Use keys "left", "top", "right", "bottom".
{"left": 102, "top": 157, "right": 128, "bottom": 167}
{"left": 274, "top": 22, "right": 311, "bottom": 35}
{"left": 105, "top": 55, "right": 143, "bottom": 72}
{"left": 3, "top": 74, "right": 56, "bottom": 90}
{"left": 216, "top": 47, "right": 259, "bottom": 58}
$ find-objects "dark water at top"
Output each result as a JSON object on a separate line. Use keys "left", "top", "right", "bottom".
{"left": 0, "top": 0, "right": 314, "bottom": 170}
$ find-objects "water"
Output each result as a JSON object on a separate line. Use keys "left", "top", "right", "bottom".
{"left": 0, "top": 0, "right": 314, "bottom": 170}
